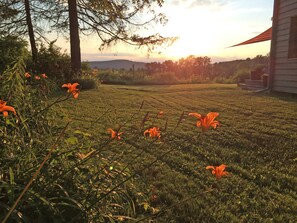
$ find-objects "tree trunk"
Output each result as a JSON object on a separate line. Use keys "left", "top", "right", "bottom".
{"left": 68, "top": 0, "right": 81, "bottom": 79}
{"left": 24, "top": 0, "right": 38, "bottom": 64}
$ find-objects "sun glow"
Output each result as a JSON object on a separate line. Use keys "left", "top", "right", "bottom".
{"left": 158, "top": 4, "right": 224, "bottom": 59}
{"left": 153, "top": 1, "right": 272, "bottom": 62}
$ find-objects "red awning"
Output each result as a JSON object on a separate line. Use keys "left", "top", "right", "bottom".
{"left": 230, "top": 27, "right": 272, "bottom": 47}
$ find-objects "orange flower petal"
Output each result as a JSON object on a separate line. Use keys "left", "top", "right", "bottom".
{"left": 25, "top": 72, "right": 31, "bottom": 78}
{"left": 143, "top": 129, "right": 150, "bottom": 136}
{"left": 62, "top": 83, "right": 80, "bottom": 98}
{"left": 206, "top": 166, "right": 215, "bottom": 170}
{"left": 189, "top": 112, "right": 202, "bottom": 119}
{"left": 62, "top": 83, "right": 70, "bottom": 88}
{"left": 72, "top": 91, "right": 79, "bottom": 99}
{"left": 3, "top": 111, "right": 8, "bottom": 117}
{"left": 190, "top": 112, "right": 220, "bottom": 132}
{"left": 211, "top": 121, "right": 220, "bottom": 129}
{"left": 206, "top": 164, "right": 228, "bottom": 180}
{"left": 4, "top": 106, "right": 16, "bottom": 115}
{"left": 108, "top": 128, "right": 122, "bottom": 140}
{"left": 207, "top": 112, "right": 219, "bottom": 120}
{"left": 71, "top": 83, "right": 79, "bottom": 88}
{"left": 144, "top": 127, "right": 161, "bottom": 138}
{"left": 0, "top": 101, "right": 16, "bottom": 117}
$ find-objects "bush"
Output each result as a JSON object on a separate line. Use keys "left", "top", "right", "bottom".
{"left": 0, "top": 36, "right": 29, "bottom": 74}
{"left": 98, "top": 69, "right": 120, "bottom": 83}
{"left": 71, "top": 77, "right": 99, "bottom": 90}
{"left": 232, "top": 68, "right": 250, "bottom": 83}
{"left": 27, "top": 41, "right": 71, "bottom": 82}
{"left": 150, "top": 72, "right": 178, "bottom": 85}
{"left": 213, "top": 68, "right": 250, "bottom": 84}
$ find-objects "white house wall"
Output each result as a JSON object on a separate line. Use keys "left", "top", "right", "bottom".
{"left": 273, "top": 0, "right": 297, "bottom": 93}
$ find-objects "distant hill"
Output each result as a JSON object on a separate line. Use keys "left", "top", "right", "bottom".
{"left": 88, "top": 60, "right": 146, "bottom": 70}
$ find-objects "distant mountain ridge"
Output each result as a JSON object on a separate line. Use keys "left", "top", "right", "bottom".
{"left": 88, "top": 60, "right": 146, "bottom": 70}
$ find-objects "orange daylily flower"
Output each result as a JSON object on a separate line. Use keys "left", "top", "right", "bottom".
{"left": 107, "top": 128, "right": 123, "bottom": 140}
{"left": 41, "top": 73, "right": 47, "bottom": 78}
{"left": 144, "top": 127, "right": 161, "bottom": 139}
{"left": 25, "top": 72, "right": 31, "bottom": 78}
{"left": 35, "top": 75, "right": 40, "bottom": 80}
{"left": 189, "top": 112, "right": 220, "bottom": 132}
{"left": 62, "top": 83, "right": 80, "bottom": 99}
{"left": 0, "top": 100, "right": 16, "bottom": 117}
{"left": 206, "top": 164, "right": 229, "bottom": 180}
{"left": 157, "top": 111, "right": 164, "bottom": 117}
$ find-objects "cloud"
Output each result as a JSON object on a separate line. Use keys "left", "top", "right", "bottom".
{"left": 81, "top": 52, "right": 136, "bottom": 60}
{"left": 189, "top": 0, "right": 211, "bottom": 7}
{"left": 170, "top": 0, "right": 209, "bottom": 7}
{"left": 171, "top": 0, "right": 181, "bottom": 5}
{"left": 188, "top": 0, "right": 233, "bottom": 8}
{"left": 167, "top": 0, "right": 233, "bottom": 10}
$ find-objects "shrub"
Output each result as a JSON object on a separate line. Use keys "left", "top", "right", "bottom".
{"left": 71, "top": 77, "right": 100, "bottom": 90}
{"left": 151, "top": 72, "right": 179, "bottom": 85}
{"left": 27, "top": 41, "right": 71, "bottom": 82}
{"left": 0, "top": 36, "right": 29, "bottom": 74}
{"left": 232, "top": 68, "right": 250, "bottom": 83}
{"left": 98, "top": 69, "right": 120, "bottom": 83}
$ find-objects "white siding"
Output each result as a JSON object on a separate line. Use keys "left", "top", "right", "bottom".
{"left": 273, "top": 0, "right": 297, "bottom": 93}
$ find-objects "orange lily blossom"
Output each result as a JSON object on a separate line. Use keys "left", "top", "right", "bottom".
{"left": 35, "top": 75, "right": 40, "bottom": 80}
{"left": 157, "top": 111, "right": 164, "bottom": 117}
{"left": 206, "top": 164, "right": 229, "bottom": 180}
{"left": 62, "top": 83, "right": 79, "bottom": 99}
{"left": 0, "top": 100, "right": 16, "bottom": 117}
{"left": 25, "top": 72, "right": 31, "bottom": 78}
{"left": 41, "top": 73, "right": 47, "bottom": 78}
{"left": 188, "top": 112, "right": 220, "bottom": 132}
{"left": 108, "top": 128, "right": 123, "bottom": 140}
{"left": 144, "top": 127, "right": 161, "bottom": 139}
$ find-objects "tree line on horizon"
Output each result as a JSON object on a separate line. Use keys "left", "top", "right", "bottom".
{"left": 93, "top": 54, "right": 269, "bottom": 85}
{"left": 142, "top": 54, "right": 269, "bottom": 82}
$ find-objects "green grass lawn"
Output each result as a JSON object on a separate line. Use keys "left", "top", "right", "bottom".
{"left": 59, "top": 83, "right": 297, "bottom": 222}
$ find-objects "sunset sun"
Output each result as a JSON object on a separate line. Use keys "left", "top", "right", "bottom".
{"left": 156, "top": 4, "right": 228, "bottom": 60}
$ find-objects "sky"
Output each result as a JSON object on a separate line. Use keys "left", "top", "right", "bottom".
{"left": 55, "top": 0, "right": 274, "bottom": 63}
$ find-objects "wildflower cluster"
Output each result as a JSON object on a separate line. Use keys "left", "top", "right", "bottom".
{"left": 103, "top": 108, "right": 228, "bottom": 180}
{"left": 25, "top": 72, "right": 48, "bottom": 80}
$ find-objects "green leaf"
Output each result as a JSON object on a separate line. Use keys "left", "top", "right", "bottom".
{"left": 65, "top": 137, "right": 78, "bottom": 145}
{"left": 73, "top": 130, "right": 91, "bottom": 137}
{"left": 9, "top": 167, "right": 15, "bottom": 185}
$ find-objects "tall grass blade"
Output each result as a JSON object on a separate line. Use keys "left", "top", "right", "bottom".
{"left": 2, "top": 123, "right": 69, "bottom": 223}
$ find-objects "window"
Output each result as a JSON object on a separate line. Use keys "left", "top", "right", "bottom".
{"left": 288, "top": 16, "right": 297, "bottom": 58}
